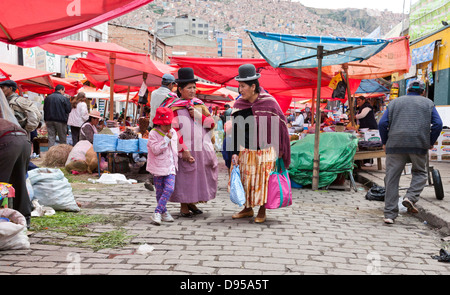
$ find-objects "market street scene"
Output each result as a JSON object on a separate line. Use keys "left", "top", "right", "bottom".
{"left": 1, "top": 0, "right": 450, "bottom": 278}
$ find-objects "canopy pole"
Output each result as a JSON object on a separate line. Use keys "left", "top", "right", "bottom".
{"left": 342, "top": 63, "right": 355, "bottom": 125}
{"left": 109, "top": 53, "right": 116, "bottom": 121}
{"left": 312, "top": 45, "right": 323, "bottom": 191}
{"left": 124, "top": 85, "right": 130, "bottom": 124}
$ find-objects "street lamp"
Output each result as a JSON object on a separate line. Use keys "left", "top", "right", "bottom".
{"left": 150, "top": 23, "right": 172, "bottom": 60}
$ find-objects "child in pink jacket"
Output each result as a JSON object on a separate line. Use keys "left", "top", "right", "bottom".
{"left": 146, "top": 107, "right": 178, "bottom": 225}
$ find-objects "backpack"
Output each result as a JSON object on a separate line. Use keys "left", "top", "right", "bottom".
{"left": 9, "top": 95, "right": 42, "bottom": 132}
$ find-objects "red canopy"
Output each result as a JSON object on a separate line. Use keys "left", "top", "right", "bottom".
{"left": 0, "top": 0, "right": 154, "bottom": 47}
{"left": 41, "top": 40, "right": 172, "bottom": 120}
{"left": 169, "top": 57, "right": 333, "bottom": 91}
{"left": 70, "top": 53, "right": 177, "bottom": 88}
{"left": 23, "top": 76, "right": 83, "bottom": 96}
{"left": 0, "top": 62, "right": 54, "bottom": 89}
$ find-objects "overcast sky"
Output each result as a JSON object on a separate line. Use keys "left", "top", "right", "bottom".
{"left": 296, "top": 0, "right": 413, "bottom": 14}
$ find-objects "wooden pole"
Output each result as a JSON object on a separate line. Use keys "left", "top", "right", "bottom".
{"left": 109, "top": 53, "right": 116, "bottom": 121}
{"left": 312, "top": 45, "right": 324, "bottom": 191}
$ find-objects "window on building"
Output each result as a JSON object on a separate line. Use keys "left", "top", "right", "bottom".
{"left": 88, "top": 29, "right": 102, "bottom": 42}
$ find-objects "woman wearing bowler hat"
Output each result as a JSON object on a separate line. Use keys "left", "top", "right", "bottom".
{"left": 229, "top": 64, "right": 291, "bottom": 223}
{"left": 160, "top": 67, "right": 218, "bottom": 217}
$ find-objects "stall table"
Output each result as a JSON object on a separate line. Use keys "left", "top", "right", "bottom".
{"left": 354, "top": 149, "right": 386, "bottom": 170}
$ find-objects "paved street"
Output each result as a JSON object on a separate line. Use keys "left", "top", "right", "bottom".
{"left": 1, "top": 161, "right": 450, "bottom": 275}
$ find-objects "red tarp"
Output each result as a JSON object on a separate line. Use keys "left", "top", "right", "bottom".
{"left": 325, "top": 36, "right": 411, "bottom": 79}
{"left": 170, "top": 57, "right": 338, "bottom": 113}
{"left": 24, "top": 76, "right": 83, "bottom": 96}
{"left": 129, "top": 82, "right": 237, "bottom": 106}
{"left": 0, "top": 62, "right": 54, "bottom": 89}
{"left": 70, "top": 52, "right": 177, "bottom": 88}
{"left": 169, "top": 57, "right": 333, "bottom": 91}
{"left": 0, "top": 0, "right": 154, "bottom": 47}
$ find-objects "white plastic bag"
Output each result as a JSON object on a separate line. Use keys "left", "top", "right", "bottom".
{"left": 28, "top": 168, "right": 80, "bottom": 212}
{"left": 88, "top": 173, "right": 137, "bottom": 184}
{"left": 230, "top": 165, "right": 245, "bottom": 206}
{"left": 0, "top": 208, "right": 30, "bottom": 250}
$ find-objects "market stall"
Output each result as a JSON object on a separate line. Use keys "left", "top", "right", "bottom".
{"left": 246, "top": 30, "right": 393, "bottom": 189}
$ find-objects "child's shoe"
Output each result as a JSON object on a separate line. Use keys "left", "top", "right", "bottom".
{"left": 162, "top": 212, "right": 174, "bottom": 222}
{"left": 151, "top": 213, "right": 162, "bottom": 225}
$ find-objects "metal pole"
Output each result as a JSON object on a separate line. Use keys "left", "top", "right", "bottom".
{"left": 312, "top": 45, "right": 323, "bottom": 190}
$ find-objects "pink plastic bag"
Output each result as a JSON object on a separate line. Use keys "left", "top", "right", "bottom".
{"left": 266, "top": 158, "right": 292, "bottom": 209}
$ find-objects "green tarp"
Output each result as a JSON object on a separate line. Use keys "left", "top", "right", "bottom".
{"left": 288, "top": 132, "right": 358, "bottom": 188}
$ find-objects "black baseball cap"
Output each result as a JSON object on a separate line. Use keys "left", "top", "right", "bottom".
{"left": 0, "top": 80, "right": 17, "bottom": 88}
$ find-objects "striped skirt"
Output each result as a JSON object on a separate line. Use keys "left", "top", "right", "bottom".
{"left": 238, "top": 147, "right": 277, "bottom": 208}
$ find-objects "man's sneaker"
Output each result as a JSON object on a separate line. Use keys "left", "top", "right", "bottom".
{"left": 151, "top": 213, "right": 162, "bottom": 225}
{"left": 383, "top": 218, "right": 395, "bottom": 224}
{"left": 162, "top": 212, "right": 174, "bottom": 222}
{"left": 402, "top": 198, "right": 419, "bottom": 214}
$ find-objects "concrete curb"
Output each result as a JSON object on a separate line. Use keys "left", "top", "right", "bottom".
{"left": 355, "top": 170, "right": 450, "bottom": 236}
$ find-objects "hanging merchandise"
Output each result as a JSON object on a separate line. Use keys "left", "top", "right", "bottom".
{"left": 390, "top": 82, "right": 399, "bottom": 100}
{"left": 427, "top": 62, "right": 434, "bottom": 85}
{"left": 138, "top": 81, "right": 148, "bottom": 105}
{"left": 328, "top": 72, "right": 343, "bottom": 89}
{"left": 331, "top": 73, "right": 347, "bottom": 100}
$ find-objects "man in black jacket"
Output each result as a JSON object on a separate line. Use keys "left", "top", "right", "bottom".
{"left": 43, "top": 84, "right": 71, "bottom": 148}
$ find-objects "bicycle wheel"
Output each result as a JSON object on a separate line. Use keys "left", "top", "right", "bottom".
{"left": 432, "top": 169, "right": 444, "bottom": 200}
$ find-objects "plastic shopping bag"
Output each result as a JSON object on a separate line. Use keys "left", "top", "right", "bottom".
{"left": 266, "top": 158, "right": 293, "bottom": 209}
{"left": 230, "top": 165, "right": 245, "bottom": 206}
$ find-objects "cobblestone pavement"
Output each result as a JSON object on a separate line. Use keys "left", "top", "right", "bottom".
{"left": 1, "top": 162, "right": 450, "bottom": 275}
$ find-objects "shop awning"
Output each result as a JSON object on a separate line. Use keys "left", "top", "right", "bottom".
{"left": 0, "top": 0, "right": 154, "bottom": 47}
{"left": 246, "top": 30, "right": 391, "bottom": 69}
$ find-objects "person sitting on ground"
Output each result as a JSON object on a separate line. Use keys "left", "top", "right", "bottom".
{"left": 79, "top": 110, "right": 102, "bottom": 144}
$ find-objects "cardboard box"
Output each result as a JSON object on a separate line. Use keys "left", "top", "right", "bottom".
{"left": 430, "top": 129, "right": 450, "bottom": 161}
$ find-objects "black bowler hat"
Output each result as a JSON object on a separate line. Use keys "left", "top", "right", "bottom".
{"left": 235, "top": 64, "right": 261, "bottom": 82}
{"left": 175, "top": 67, "right": 198, "bottom": 83}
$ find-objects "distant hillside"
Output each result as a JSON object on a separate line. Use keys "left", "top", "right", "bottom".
{"left": 112, "top": 0, "right": 404, "bottom": 38}
{"left": 308, "top": 7, "right": 402, "bottom": 36}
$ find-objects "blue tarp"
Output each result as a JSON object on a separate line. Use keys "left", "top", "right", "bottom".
{"left": 246, "top": 30, "right": 392, "bottom": 69}
{"left": 355, "top": 79, "right": 389, "bottom": 94}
